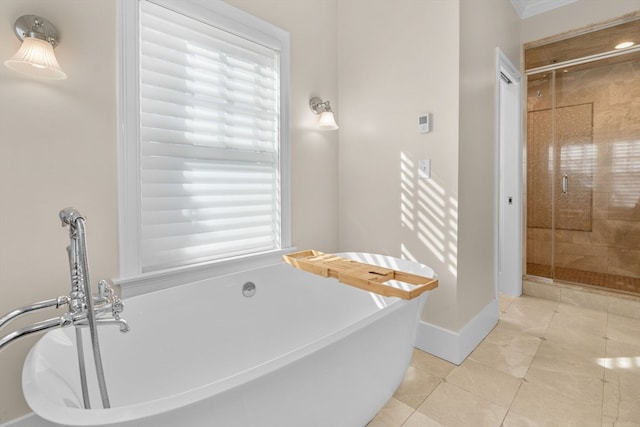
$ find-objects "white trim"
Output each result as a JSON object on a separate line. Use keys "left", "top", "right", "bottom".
{"left": 496, "top": 48, "right": 521, "bottom": 85}
{"left": 509, "top": 0, "right": 577, "bottom": 19}
{"left": 279, "top": 46, "right": 292, "bottom": 250}
{"left": 414, "top": 299, "right": 499, "bottom": 365}
{"left": 117, "top": 0, "right": 291, "bottom": 279}
{"left": 148, "top": 0, "right": 286, "bottom": 51}
{"left": 495, "top": 48, "right": 523, "bottom": 298}
{"left": 118, "top": 0, "right": 142, "bottom": 277}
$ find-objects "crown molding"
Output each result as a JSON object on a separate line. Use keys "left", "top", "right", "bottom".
{"left": 510, "top": 0, "right": 578, "bottom": 19}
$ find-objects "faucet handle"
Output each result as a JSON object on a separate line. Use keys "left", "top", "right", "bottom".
{"left": 60, "top": 312, "right": 74, "bottom": 327}
{"left": 56, "top": 295, "right": 70, "bottom": 308}
{"left": 95, "top": 280, "right": 115, "bottom": 304}
{"left": 111, "top": 297, "right": 124, "bottom": 320}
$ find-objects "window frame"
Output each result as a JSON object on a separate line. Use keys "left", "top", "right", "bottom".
{"left": 117, "top": 0, "right": 291, "bottom": 289}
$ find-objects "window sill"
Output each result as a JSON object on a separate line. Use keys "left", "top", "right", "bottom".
{"left": 114, "top": 248, "right": 296, "bottom": 299}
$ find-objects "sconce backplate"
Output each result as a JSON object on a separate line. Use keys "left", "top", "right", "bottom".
{"left": 309, "top": 97, "right": 324, "bottom": 114}
{"left": 13, "top": 15, "right": 60, "bottom": 47}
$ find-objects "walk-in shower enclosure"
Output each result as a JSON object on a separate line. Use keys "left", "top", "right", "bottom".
{"left": 525, "top": 18, "right": 640, "bottom": 294}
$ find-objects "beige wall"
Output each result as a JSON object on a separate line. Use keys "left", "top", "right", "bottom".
{"left": 457, "top": 0, "right": 521, "bottom": 326}
{"left": 337, "top": 0, "right": 520, "bottom": 331}
{"left": 0, "top": 0, "right": 118, "bottom": 422}
{"left": 337, "top": 0, "right": 461, "bottom": 330}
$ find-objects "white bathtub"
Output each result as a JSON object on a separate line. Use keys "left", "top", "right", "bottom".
{"left": 23, "top": 253, "right": 435, "bottom": 427}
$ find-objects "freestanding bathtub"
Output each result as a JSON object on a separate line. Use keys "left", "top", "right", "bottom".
{"left": 23, "top": 253, "right": 436, "bottom": 427}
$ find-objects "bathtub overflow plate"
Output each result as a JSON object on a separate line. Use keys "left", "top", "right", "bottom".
{"left": 242, "top": 281, "right": 256, "bottom": 297}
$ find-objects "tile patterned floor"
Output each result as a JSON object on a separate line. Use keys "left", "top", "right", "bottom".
{"left": 368, "top": 294, "right": 640, "bottom": 427}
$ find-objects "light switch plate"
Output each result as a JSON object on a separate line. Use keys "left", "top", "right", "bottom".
{"left": 418, "top": 159, "right": 431, "bottom": 179}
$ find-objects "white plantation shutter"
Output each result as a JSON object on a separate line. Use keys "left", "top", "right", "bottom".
{"left": 138, "top": 1, "right": 283, "bottom": 272}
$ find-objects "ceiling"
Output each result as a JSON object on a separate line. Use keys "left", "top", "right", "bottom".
{"left": 510, "top": 0, "right": 578, "bottom": 19}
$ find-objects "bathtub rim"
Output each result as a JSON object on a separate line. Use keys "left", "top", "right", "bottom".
{"left": 23, "top": 252, "right": 436, "bottom": 426}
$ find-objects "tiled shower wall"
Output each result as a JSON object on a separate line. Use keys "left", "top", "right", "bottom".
{"left": 526, "top": 56, "right": 640, "bottom": 280}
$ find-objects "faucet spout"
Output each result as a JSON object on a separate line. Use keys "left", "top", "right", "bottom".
{"left": 96, "top": 318, "right": 130, "bottom": 333}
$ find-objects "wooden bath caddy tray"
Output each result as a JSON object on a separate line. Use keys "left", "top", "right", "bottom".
{"left": 283, "top": 250, "right": 438, "bottom": 300}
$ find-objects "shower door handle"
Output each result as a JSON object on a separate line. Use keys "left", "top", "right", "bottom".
{"left": 562, "top": 174, "right": 568, "bottom": 194}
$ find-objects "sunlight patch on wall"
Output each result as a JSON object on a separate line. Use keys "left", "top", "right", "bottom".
{"left": 400, "top": 153, "right": 417, "bottom": 231}
{"left": 401, "top": 244, "right": 418, "bottom": 263}
{"left": 400, "top": 151, "right": 458, "bottom": 278}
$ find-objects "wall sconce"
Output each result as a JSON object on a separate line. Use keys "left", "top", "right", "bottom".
{"left": 309, "top": 97, "right": 339, "bottom": 130}
{"left": 4, "top": 15, "right": 67, "bottom": 80}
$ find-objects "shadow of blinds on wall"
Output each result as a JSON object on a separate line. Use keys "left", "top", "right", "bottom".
{"left": 140, "top": 0, "right": 281, "bottom": 272}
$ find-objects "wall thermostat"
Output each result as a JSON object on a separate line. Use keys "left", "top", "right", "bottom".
{"left": 418, "top": 113, "right": 431, "bottom": 134}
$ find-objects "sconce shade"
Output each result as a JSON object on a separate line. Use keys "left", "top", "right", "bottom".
{"left": 5, "top": 37, "right": 67, "bottom": 80}
{"left": 4, "top": 15, "right": 67, "bottom": 80}
{"left": 309, "top": 96, "right": 339, "bottom": 130}
{"left": 318, "top": 111, "right": 339, "bottom": 130}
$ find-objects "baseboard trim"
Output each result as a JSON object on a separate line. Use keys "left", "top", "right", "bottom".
{"left": 415, "top": 298, "right": 499, "bottom": 365}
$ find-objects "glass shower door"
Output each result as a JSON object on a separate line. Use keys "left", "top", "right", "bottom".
{"left": 551, "top": 71, "right": 596, "bottom": 283}
{"left": 553, "top": 56, "right": 639, "bottom": 292}
{"left": 526, "top": 71, "right": 555, "bottom": 279}
{"left": 527, "top": 52, "right": 640, "bottom": 294}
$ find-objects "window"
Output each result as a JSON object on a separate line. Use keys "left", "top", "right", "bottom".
{"left": 119, "top": 0, "right": 290, "bottom": 277}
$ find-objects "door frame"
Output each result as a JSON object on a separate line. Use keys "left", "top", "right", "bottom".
{"left": 495, "top": 48, "right": 523, "bottom": 297}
